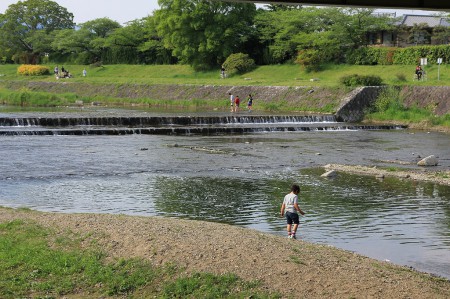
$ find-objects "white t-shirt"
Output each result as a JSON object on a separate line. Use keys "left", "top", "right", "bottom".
{"left": 283, "top": 193, "right": 298, "bottom": 214}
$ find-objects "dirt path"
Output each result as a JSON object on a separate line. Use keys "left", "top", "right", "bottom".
{"left": 1, "top": 207, "right": 449, "bottom": 299}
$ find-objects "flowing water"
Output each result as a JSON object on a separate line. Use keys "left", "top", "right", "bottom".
{"left": 0, "top": 107, "right": 449, "bottom": 279}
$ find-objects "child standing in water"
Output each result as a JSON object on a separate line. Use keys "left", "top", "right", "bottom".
{"left": 280, "top": 184, "right": 305, "bottom": 239}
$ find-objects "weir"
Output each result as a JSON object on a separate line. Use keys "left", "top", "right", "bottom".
{"left": 0, "top": 115, "right": 406, "bottom": 136}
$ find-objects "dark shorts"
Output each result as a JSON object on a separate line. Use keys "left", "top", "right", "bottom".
{"left": 285, "top": 211, "right": 299, "bottom": 225}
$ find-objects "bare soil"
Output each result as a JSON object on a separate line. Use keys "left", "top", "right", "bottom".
{"left": 1, "top": 205, "right": 449, "bottom": 299}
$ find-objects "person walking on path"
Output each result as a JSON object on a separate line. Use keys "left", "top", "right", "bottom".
{"left": 280, "top": 184, "right": 305, "bottom": 239}
{"left": 229, "top": 92, "right": 235, "bottom": 112}
{"left": 247, "top": 94, "right": 253, "bottom": 112}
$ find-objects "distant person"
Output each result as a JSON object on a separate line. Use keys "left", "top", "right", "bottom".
{"left": 234, "top": 95, "right": 240, "bottom": 112}
{"left": 83, "top": 69, "right": 87, "bottom": 77}
{"left": 221, "top": 66, "right": 226, "bottom": 79}
{"left": 61, "top": 66, "right": 65, "bottom": 73}
{"left": 229, "top": 92, "right": 235, "bottom": 112}
{"left": 247, "top": 94, "right": 253, "bottom": 112}
{"left": 415, "top": 65, "right": 422, "bottom": 80}
{"left": 280, "top": 184, "right": 305, "bottom": 239}
{"left": 54, "top": 66, "right": 59, "bottom": 76}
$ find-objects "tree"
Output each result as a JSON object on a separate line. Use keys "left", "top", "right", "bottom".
{"left": 137, "top": 16, "right": 177, "bottom": 64}
{"left": 154, "top": 0, "right": 256, "bottom": 70}
{"left": 52, "top": 18, "right": 121, "bottom": 64}
{"left": 0, "top": 0, "right": 74, "bottom": 63}
{"left": 407, "top": 23, "right": 432, "bottom": 45}
{"left": 330, "top": 8, "right": 396, "bottom": 50}
{"left": 432, "top": 25, "right": 450, "bottom": 45}
{"left": 255, "top": 7, "right": 337, "bottom": 64}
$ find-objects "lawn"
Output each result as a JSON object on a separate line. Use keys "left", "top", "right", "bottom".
{"left": 1, "top": 63, "right": 449, "bottom": 87}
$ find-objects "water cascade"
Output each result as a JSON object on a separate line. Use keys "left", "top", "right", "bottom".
{"left": 0, "top": 115, "right": 406, "bottom": 136}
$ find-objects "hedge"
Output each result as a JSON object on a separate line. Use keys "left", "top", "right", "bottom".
{"left": 346, "top": 45, "right": 450, "bottom": 65}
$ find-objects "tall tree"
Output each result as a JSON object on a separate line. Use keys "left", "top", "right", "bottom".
{"left": 52, "top": 18, "right": 121, "bottom": 64}
{"left": 0, "top": 0, "right": 74, "bottom": 63}
{"left": 154, "top": 0, "right": 256, "bottom": 70}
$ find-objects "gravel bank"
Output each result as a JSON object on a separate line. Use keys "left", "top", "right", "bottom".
{"left": 1, "top": 207, "right": 449, "bottom": 299}
{"left": 323, "top": 164, "right": 450, "bottom": 186}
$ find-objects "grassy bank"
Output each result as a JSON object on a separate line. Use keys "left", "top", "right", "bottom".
{"left": 0, "top": 216, "right": 276, "bottom": 299}
{"left": 1, "top": 63, "right": 449, "bottom": 86}
{"left": 1, "top": 63, "right": 449, "bottom": 129}
{"left": 364, "top": 86, "right": 450, "bottom": 129}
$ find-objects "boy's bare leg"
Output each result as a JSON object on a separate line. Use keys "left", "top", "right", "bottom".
{"left": 292, "top": 224, "right": 299, "bottom": 238}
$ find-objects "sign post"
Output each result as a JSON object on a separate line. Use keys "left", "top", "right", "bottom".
{"left": 420, "top": 58, "right": 428, "bottom": 81}
{"left": 437, "top": 58, "right": 443, "bottom": 81}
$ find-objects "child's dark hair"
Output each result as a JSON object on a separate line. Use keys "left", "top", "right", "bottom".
{"left": 291, "top": 184, "right": 300, "bottom": 193}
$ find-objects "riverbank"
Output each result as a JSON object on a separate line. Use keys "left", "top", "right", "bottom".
{"left": 323, "top": 164, "right": 450, "bottom": 186}
{"left": 1, "top": 207, "right": 449, "bottom": 298}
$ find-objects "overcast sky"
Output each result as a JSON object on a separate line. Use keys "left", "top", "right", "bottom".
{"left": 0, "top": 0, "right": 439, "bottom": 25}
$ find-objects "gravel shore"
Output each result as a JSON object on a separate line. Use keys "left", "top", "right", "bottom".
{"left": 1, "top": 206, "right": 449, "bottom": 299}
{"left": 323, "top": 163, "right": 450, "bottom": 186}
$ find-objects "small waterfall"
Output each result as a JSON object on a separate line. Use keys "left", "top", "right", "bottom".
{"left": 0, "top": 115, "right": 406, "bottom": 136}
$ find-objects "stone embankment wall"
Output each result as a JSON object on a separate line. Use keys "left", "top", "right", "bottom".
{"left": 335, "top": 87, "right": 383, "bottom": 122}
{"left": 1, "top": 81, "right": 448, "bottom": 120}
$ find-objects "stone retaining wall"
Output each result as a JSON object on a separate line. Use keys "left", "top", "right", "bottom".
{"left": 1, "top": 81, "right": 448, "bottom": 120}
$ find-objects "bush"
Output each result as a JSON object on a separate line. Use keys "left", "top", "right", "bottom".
{"left": 346, "top": 45, "right": 450, "bottom": 65}
{"left": 222, "top": 53, "right": 255, "bottom": 76}
{"left": 296, "top": 49, "right": 322, "bottom": 72}
{"left": 339, "top": 74, "right": 383, "bottom": 86}
{"left": 17, "top": 65, "right": 50, "bottom": 76}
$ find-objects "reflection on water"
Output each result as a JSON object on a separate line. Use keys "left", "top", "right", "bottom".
{"left": 0, "top": 132, "right": 449, "bottom": 279}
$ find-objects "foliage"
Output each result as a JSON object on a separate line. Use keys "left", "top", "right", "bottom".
{"left": 17, "top": 65, "right": 50, "bottom": 76}
{"left": 392, "top": 45, "right": 450, "bottom": 65}
{"left": 52, "top": 18, "right": 121, "bottom": 64}
{"left": 373, "top": 86, "right": 402, "bottom": 112}
{"left": 154, "top": 0, "right": 257, "bottom": 70}
{"left": 222, "top": 53, "right": 255, "bottom": 75}
{"left": 0, "top": 0, "right": 74, "bottom": 64}
{"left": 339, "top": 74, "right": 383, "bottom": 86}
{"left": 346, "top": 45, "right": 450, "bottom": 65}
{"left": 406, "top": 23, "right": 432, "bottom": 45}
{"left": 255, "top": 7, "right": 396, "bottom": 65}
{"left": 432, "top": 25, "right": 450, "bottom": 45}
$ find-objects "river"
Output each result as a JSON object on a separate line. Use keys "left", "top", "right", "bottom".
{"left": 0, "top": 107, "right": 449, "bottom": 279}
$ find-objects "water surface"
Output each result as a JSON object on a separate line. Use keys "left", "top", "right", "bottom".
{"left": 0, "top": 127, "right": 449, "bottom": 279}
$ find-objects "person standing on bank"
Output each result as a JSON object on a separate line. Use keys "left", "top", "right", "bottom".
{"left": 280, "top": 184, "right": 305, "bottom": 239}
{"left": 234, "top": 95, "right": 240, "bottom": 112}
{"left": 247, "top": 94, "right": 253, "bottom": 112}
{"left": 229, "top": 92, "right": 235, "bottom": 112}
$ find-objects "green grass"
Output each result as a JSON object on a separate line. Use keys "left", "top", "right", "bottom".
{"left": 0, "top": 219, "right": 278, "bottom": 298}
{"left": 366, "top": 86, "right": 450, "bottom": 128}
{"left": 1, "top": 63, "right": 448, "bottom": 128}
{"left": 1, "top": 63, "right": 449, "bottom": 87}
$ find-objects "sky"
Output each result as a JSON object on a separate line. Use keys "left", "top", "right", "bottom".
{"left": 0, "top": 0, "right": 441, "bottom": 25}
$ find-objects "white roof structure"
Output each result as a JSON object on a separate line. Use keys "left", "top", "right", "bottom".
{"left": 401, "top": 15, "right": 450, "bottom": 27}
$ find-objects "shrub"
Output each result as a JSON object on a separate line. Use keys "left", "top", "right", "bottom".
{"left": 296, "top": 49, "right": 322, "bottom": 72}
{"left": 346, "top": 45, "right": 450, "bottom": 65}
{"left": 17, "top": 65, "right": 50, "bottom": 76}
{"left": 222, "top": 53, "right": 255, "bottom": 76}
{"left": 395, "top": 73, "right": 407, "bottom": 82}
{"left": 339, "top": 74, "right": 383, "bottom": 86}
